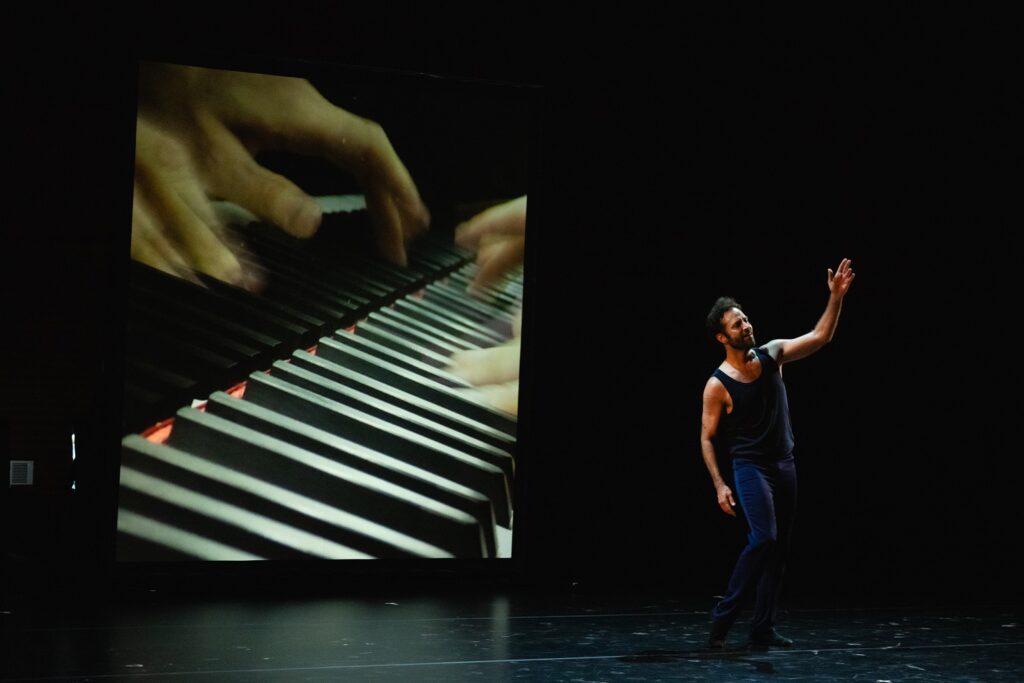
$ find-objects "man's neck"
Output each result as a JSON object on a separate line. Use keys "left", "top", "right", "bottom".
{"left": 724, "top": 346, "right": 756, "bottom": 370}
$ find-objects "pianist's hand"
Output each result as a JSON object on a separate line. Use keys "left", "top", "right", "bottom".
{"left": 455, "top": 195, "right": 526, "bottom": 291}
{"left": 132, "top": 117, "right": 256, "bottom": 286}
{"left": 448, "top": 339, "right": 521, "bottom": 416}
{"left": 447, "top": 312, "right": 522, "bottom": 416}
{"left": 132, "top": 63, "right": 429, "bottom": 282}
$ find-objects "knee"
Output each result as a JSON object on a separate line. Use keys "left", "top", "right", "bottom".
{"left": 748, "top": 531, "right": 778, "bottom": 552}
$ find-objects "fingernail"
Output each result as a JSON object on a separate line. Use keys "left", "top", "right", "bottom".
{"left": 286, "top": 197, "right": 322, "bottom": 238}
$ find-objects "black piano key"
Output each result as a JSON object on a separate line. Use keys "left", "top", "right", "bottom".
{"left": 444, "top": 269, "right": 523, "bottom": 307}
{"left": 196, "top": 274, "right": 320, "bottom": 343}
{"left": 266, "top": 361, "right": 514, "bottom": 524}
{"left": 126, "top": 323, "right": 237, "bottom": 390}
{"left": 364, "top": 312, "right": 467, "bottom": 356}
{"left": 330, "top": 330, "right": 470, "bottom": 388}
{"left": 393, "top": 299, "right": 506, "bottom": 347}
{"left": 336, "top": 252, "right": 423, "bottom": 290}
{"left": 202, "top": 392, "right": 497, "bottom": 557}
{"left": 244, "top": 230, "right": 394, "bottom": 303}
{"left": 125, "top": 358, "right": 199, "bottom": 395}
{"left": 131, "top": 262, "right": 300, "bottom": 345}
{"left": 127, "top": 283, "right": 284, "bottom": 354}
{"left": 241, "top": 242, "right": 375, "bottom": 313}
{"left": 242, "top": 372, "right": 512, "bottom": 528}
{"left": 353, "top": 322, "right": 452, "bottom": 368}
{"left": 122, "top": 359, "right": 201, "bottom": 432}
{"left": 374, "top": 307, "right": 483, "bottom": 351}
{"left": 251, "top": 247, "right": 373, "bottom": 306}
{"left": 166, "top": 408, "right": 488, "bottom": 557}
{"left": 312, "top": 336, "right": 517, "bottom": 436}
{"left": 127, "top": 301, "right": 266, "bottom": 366}
{"left": 424, "top": 282, "right": 518, "bottom": 325}
{"left": 241, "top": 264, "right": 357, "bottom": 328}
{"left": 400, "top": 297, "right": 508, "bottom": 345}
{"left": 120, "top": 435, "right": 449, "bottom": 559}
{"left": 288, "top": 350, "right": 516, "bottom": 467}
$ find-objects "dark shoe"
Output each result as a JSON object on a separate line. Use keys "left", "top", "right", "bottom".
{"left": 749, "top": 629, "right": 793, "bottom": 649}
{"left": 708, "top": 619, "right": 730, "bottom": 650}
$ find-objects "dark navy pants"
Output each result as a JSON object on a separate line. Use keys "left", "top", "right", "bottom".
{"left": 711, "top": 454, "right": 797, "bottom": 637}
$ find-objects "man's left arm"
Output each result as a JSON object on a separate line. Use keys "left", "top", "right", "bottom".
{"left": 764, "top": 258, "right": 856, "bottom": 365}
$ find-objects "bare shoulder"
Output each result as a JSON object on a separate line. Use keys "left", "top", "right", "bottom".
{"left": 761, "top": 340, "right": 786, "bottom": 364}
{"left": 703, "top": 375, "right": 726, "bottom": 400}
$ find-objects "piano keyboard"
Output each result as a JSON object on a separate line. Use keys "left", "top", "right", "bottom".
{"left": 117, "top": 201, "right": 522, "bottom": 560}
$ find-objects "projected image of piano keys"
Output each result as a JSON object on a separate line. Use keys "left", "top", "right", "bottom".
{"left": 118, "top": 205, "right": 524, "bottom": 561}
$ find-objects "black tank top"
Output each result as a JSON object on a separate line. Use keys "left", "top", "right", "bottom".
{"left": 712, "top": 347, "right": 795, "bottom": 460}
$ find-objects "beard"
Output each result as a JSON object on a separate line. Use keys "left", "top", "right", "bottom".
{"left": 728, "top": 332, "right": 755, "bottom": 350}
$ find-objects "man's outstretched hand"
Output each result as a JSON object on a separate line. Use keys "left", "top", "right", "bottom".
{"left": 827, "top": 258, "right": 856, "bottom": 298}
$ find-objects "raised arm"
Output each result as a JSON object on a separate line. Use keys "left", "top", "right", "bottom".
{"left": 701, "top": 377, "right": 737, "bottom": 517}
{"left": 764, "top": 258, "right": 856, "bottom": 365}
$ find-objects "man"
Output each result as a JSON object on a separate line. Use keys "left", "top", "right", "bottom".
{"left": 700, "top": 258, "right": 855, "bottom": 650}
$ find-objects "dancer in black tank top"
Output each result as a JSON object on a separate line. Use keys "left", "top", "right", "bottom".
{"left": 700, "top": 258, "right": 856, "bottom": 650}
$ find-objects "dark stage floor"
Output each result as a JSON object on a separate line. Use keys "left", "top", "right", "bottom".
{"left": 2, "top": 591, "right": 1021, "bottom": 681}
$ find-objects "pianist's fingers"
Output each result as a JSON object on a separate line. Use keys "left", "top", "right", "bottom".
{"left": 462, "top": 381, "right": 520, "bottom": 417}
{"left": 473, "top": 237, "right": 526, "bottom": 291}
{"left": 308, "top": 110, "right": 431, "bottom": 264}
{"left": 455, "top": 196, "right": 527, "bottom": 249}
{"left": 244, "top": 85, "right": 429, "bottom": 263}
{"left": 448, "top": 342, "right": 522, "bottom": 386}
{"left": 365, "top": 186, "right": 412, "bottom": 267}
{"left": 133, "top": 120, "right": 247, "bottom": 286}
{"left": 131, "top": 196, "right": 200, "bottom": 285}
{"left": 455, "top": 196, "right": 527, "bottom": 289}
{"left": 198, "top": 119, "right": 324, "bottom": 240}
{"left": 137, "top": 63, "right": 429, "bottom": 266}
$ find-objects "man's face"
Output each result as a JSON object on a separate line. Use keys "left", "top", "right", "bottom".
{"left": 718, "top": 307, "right": 755, "bottom": 350}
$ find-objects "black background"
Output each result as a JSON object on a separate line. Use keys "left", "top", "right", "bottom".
{"left": 0, "top": 5, "right": 1015, "bottom": 605}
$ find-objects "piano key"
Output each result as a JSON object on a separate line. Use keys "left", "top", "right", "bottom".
{"left": 245, "top": 233, "right": 394, "bottom": 303}
{"left": 424, "top": 282, "right": 518, "bottom": 324}
{"left": 126, "top": 322, "right": 238, "bottom": 387}
{"left": 165, "top": 408, "right": 489, "bottom": 557}
{"left": 127, "top": 301, "right": 265, "bottom": 366}
{"left": 202, "top": 391, "right": 498, "bottom": 556}
{"left": 373, "top": 307, "right": 484, "bottom": 351}
{"left": 399, "top": 297, "right": 509, "bottom": 345}
{"left": 313, "top": 336, "right": 517, "bottom": 435}
{"left": 120, "top": 204, "right": 522, "bottom": 560}
{"left": 241, "top": 371, "right": 512, "bottom": 527}
{"left": 240, "top": 264, "right": 358, "bottom": 328}
{"left": 330, "top": 330, "right": 471, "bottom": 388}
{"left": 131, "top": 262, "right": 301, "bottom": 345}
{"left": 444, "top": 268, "right": 523, "bottom": 306}
{"left": 120, "top": 469, "right": 336, "bottom": 560}
{"left": 266, "top": 360, "right": 515, "bottom": 500}
{"left": 363, "top": 311, "right": 468, "bottom": 357}
{"left": 352, "top": 321, "right": 453, "bottom": 368}
{"left": 118, "top": 510, "right": 263, "bottom": 561}
{"left": 240, "top": 235, "right": 378, "bottom": 311}
{"left": 120, "top": 435, "right": 451, "bottom": 559}
{"left": 288, "top": 350, "right": 515, "bottom": 454}
{"left": 393, "top": 299, "right": 506, "bottom": 347}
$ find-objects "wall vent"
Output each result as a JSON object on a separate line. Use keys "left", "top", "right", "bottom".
{"left": 10, "top": 460, "right": 34, "bottom": 486}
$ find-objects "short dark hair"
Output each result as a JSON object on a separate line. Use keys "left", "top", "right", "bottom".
{"left": 706, "top": 297, "right": 743, "bottom": 342}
